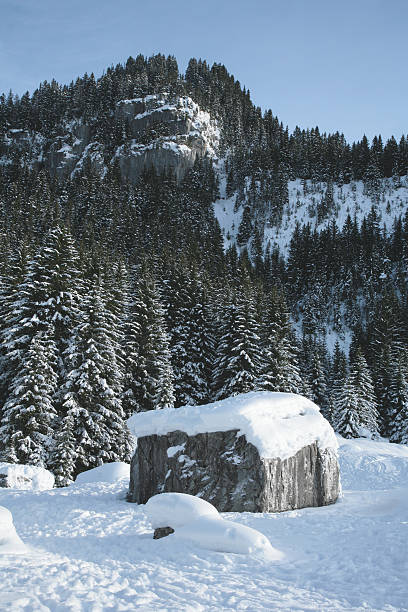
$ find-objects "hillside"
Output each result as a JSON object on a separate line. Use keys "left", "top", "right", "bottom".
{"left": 0, "top": 54, "right": 408, "bottom": 475}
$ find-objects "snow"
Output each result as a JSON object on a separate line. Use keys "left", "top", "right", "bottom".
{"left": 1, "top": 437, "right": 408, "bottom": 609}
{"left": 146, "top": 492, "right": 282, "bottom": 559}
{"left": 174, "top": 515, "right": 283, "bottom": 560}
{"left": 214, "top": 175, "right": 408, "bottom": 260}
{"left": 115, "top": 94, "right": 220, "bottom": 162}
{"left": 0, "top": 462, "right": 54, "bottom": 490}
{"left": 338, "top": 435, "right": 408, "bottom": 490}
{"left": 167, "top": 443, "right": 186, "bottom": 457}
{"left": 0, "top": 506, "right": 27, "bottom": 554}
{"left": 128, "top": 391, "right": 338, "bottom": 460}
{"left": 74, "top": 462, "right": 130, "bottom": 484}
{"left": 145, "top": 492, "right": 219, "bottom": 529}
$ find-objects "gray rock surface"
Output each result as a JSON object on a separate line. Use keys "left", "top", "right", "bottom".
{"left": 153, "top": 527, "right": 175, "bottom": 539}
{"left": 128, "top": 430, "right": 340, "bottom": 512}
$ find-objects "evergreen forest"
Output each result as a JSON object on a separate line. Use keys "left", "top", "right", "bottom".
{"left": 1, "top": 54, "right": 408, "bottom": 484}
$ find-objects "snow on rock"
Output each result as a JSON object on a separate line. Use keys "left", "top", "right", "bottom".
{"left": 0, "top": 463, "right": 54, "bottom": 491}
{"left": 75, "top": 462, "right": 130, "bottom": 485}
{"left": 128, "top": 391, "right": 338, "bottom": 460}
{"left": 0, "top": 506, "right": 27, "bottom": 554}
{"left": 145, "top": 492, "right": 219, "bottom": 529}
{"left": 174, "top": 515, "right": 283, "bottom": 560}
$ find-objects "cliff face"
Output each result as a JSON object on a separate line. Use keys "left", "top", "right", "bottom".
{"left": 3, "top": 95, "right": 219, "bottom": 183}
{"left": 128, "top": 430, "right": 340, "bottom": 513}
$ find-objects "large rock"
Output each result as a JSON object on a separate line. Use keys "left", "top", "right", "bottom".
{"left": 127, "top": 392, "right": 340, "bottom": 512}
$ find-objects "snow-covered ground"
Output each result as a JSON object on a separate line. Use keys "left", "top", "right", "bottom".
{"left": 214, "top": 175, "right": 408, "bottom": 259}
{"left": 1, "top": 438, "right": 408, "bottom": 611}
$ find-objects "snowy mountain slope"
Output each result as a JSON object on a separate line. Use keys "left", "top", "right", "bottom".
{"left": 214, "top": 172, "right": 408, "bottom": 259}
{"left": 1, "top": 438, "right": 408, "bottom": 611}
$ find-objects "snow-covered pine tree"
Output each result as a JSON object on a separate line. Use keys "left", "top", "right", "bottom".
{"left": 122, "top": 270, "right": 174, "bottom": 414}
{"left": 0, "top": 242, "right": 31, "bottom": 408}
{"left": 48, "top": 413, "right": 77, "bottom": 487}
{"left": 100, "top": 258, "right": 129, "bottom": 399}
{"left": 327, "top": 341, "right": 348, "bottom": 425}
{"left": 257, "top": 286, "right": 303, "bottom": 394}
{"left": 162, "top": 264, "right": 214, "bottom": 407}
{"left": 332, "top": 375, "right": 362, "bottom": 438}
{"left": 0, "top": 328, "right": 58, "bottom": 466}
{"left": 332, "top": 348, "right": 379, "bottom": 439}
{"left": 213, "top": 279, "right": 263, "bottom": 400}
{"left": 308, "top": 345, "right": 329, "bottom": 415}
{"left": 1, "top": 226, "right": 82, "bottom": 418}
{"left": 60, "top": 278, "right": 132, "bottom": 476}
{"left": 389, "top": 360, "right": 408, "bottom": 444}
{"left": 349, "top": 349, "right": 380, "bottom": 438}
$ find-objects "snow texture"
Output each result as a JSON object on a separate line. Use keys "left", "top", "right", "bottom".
{"left": 127, "top": 391, "right": 338, "bottom": 460}
{"left": 1, "top": 437, "right": 408, "bottom": 609}
{"left": 0, "top": 463, "right": 54, "bottom": 490}
{"left": 74, "top": 462, "right": 130, "bottom": 484}
{"left": 0, "top": 506, "right": 27, "bottom": 554}
{"left": 145, "top": 492, "right": 220, "bottom": 529}
{"left": 174, "top": 515, "right": 282, "bottom": 559}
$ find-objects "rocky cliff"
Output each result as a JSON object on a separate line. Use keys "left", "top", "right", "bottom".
{"left": 3, "top": 94, "right": 219, "bottom": 183}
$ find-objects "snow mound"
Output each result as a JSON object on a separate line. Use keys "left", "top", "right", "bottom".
{"left": 0, "top": 463, "right": 54, "bottom": 490}
{"left": 174, "top": 516, "right": 283, "bottom": 559}
{"left": 145, "top": 492, "right": 219, "bottom": 529}
{"left": 75, "top": 462, "right": 130, "bottom": 484}
{"left": 128, "top": 391, "right": 337, "bottom": 460}
{"left": 146, "top": 493, "right": 282, "bottom": 559}
{"left": 0, "top": 506, "right": 27, "bottom": 554}
{"left": 338, "top": 436, "right": 408, "bottom": 490}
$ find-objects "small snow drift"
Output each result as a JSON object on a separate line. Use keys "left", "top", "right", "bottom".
{"left": 145, "top": 492, "right": 219, "bottom": 529}
{"left": 174, "top": 516, "right": 283, "bottom": 559}
{"left": 75, "top": 462, "right": 130, "bottom": 485}
{"left": 338, "top": 436, "right": 408, "bottom": 491}
{"left": 128, "top": 392, "right": 340, "bottom": 512}
{"left": 0, "top": 506, "right": 27, "bottom": 554}
{"left": 145, "top": 492, "right": 282, "bottom": 559}
{"left": 0, "top": 463, "right": 54, "bottom": 491}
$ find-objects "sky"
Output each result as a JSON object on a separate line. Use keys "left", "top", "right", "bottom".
{"left": 0, "top": 0, "right": 407, "bottom": 144}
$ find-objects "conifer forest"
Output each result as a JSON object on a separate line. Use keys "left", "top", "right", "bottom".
{"left": 1, "top": 54, "right": 408, "bottom": 483}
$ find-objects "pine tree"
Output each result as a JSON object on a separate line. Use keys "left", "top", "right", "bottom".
{"left": 123, "top": 271, "right": 175, "bottom": 414}
{"left": 257, "top": 287, "right": 303, "bottom": 393}
{"left": 349, "top": 349, "right": 380, "bottom": 438}
{"left": 213, "top": 281, "right": 263, "bottom": 400}
{"left": 1, "top": 226, "right": 82, "bottom": 418}
{"left": 49, "top": 413, "right": 77, "bottom": 486}
{"left": 0, "top": 328, "right": 58, "bottom": 466}
{"left": 60, "top": 279, "right": 132, "bottom": 476}
{"left": 389, "top": 360, "right": 408, "bottom": 444}
{"left": 332, "top": 375, "right": 361, "bottom": 438}
{"left": 163, "top": 265, "right": 214, "bottom": 407}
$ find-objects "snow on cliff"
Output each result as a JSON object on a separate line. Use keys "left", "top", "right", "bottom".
{"left": 127, "top": 391, "right": 338, "bottom": 460}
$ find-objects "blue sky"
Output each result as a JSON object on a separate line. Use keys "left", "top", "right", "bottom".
{"left": 1, "top": 0, "right": 406, "bottom": 143}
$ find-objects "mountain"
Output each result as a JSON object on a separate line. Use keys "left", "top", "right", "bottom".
{"left": 0, "top": 53, "right": 408, "bottom": 475}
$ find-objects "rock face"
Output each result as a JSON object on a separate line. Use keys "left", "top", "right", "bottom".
{"left": 38, "top": 95, "right": 218, "bottom": 183}
{"left": 128, "top": 429, "right": 340, "bottom": 512}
